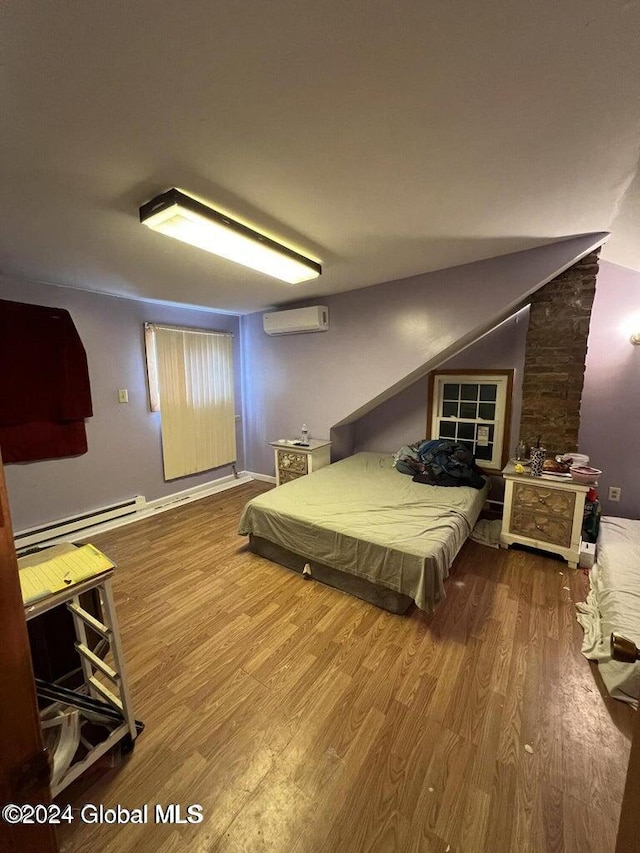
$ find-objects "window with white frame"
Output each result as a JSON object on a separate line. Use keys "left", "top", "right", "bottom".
{"left": 427, "top": 371, "right": 513, "bottom": 472}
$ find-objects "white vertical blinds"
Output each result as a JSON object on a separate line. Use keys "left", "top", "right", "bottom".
{"left": 145, "top": 324, "right": 236, "bottom": 480}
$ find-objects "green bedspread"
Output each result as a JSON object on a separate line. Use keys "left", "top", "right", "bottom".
{"left": 238, "top": 452, "right": 489, "bottom": 613}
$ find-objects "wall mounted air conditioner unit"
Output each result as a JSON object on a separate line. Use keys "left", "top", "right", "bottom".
{"left": 263, "top": 306, "right": 329, "bottom": 336}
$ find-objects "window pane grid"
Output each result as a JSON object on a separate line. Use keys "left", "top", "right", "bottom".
{"left": 431, "top": 374, "right": 509, "bottom": 470}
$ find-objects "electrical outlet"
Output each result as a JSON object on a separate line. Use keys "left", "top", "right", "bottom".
{"left": 608, "top": 486, "right": 621, "bottom": 502}
{"left": 118, "top": 389, "right": 129, "bottom": 404}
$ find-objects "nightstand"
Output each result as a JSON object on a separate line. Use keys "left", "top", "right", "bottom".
{"left": 270, "top": 439, "right": 332, "bottom": 486}
{"left": 500, "top": 462, "right": 591, "bottom": 568}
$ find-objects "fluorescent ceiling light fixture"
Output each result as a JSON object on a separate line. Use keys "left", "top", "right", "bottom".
{"left": 139, "top": 189, "right": 321, "bottom": 284}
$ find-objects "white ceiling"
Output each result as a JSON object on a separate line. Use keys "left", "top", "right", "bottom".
{"left": 2, "top": 1, "right": 639, "bottom": 314}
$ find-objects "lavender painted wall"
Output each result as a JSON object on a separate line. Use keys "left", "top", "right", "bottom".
{"left": 353, "top": 307, "right": 529, "bottom": 458}
{"left": 580, "top": 260, "right": 640, "bottom": 519}
{"left": 353, "top": 376, "right": 430, "bottom": 456}
{"left": 0, "top": 275, "right": 243, "bottom": 531}
{"left": 242, "top": 235, "right": 604, "bottom": 476}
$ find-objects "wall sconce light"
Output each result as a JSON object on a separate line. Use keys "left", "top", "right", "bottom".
{"left": 631, "top": 332, "right": 640, "bottom": 346}
{"left": 139, "top": 189, "right": 321, "bottom": 284}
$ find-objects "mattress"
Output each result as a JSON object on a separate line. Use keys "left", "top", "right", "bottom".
{"left": 238, "top": 452, "right": 489, "bottom": 613}
{"left": 576, "top": 516, "right": 640, "bottom": 705}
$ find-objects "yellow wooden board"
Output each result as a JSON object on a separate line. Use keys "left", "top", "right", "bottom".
{"left": 18, "top": 544, "right": 115, "bottom": 605}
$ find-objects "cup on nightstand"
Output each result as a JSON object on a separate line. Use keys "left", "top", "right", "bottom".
{"left": 530, "top": 446, "right": 546, "bottom": 477}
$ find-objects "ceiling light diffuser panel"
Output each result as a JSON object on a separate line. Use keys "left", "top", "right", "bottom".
{"left": 139, "top": 189, "right": 321, "bottom": 284}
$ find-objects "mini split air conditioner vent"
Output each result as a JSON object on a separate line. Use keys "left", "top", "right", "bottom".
{"left": 262, "top": 306, "right": 329, "bottom": 336}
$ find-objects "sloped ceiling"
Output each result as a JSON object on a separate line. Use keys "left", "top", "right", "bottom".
{"left": 1, "top": 1, "right": 639, "bottom": 314}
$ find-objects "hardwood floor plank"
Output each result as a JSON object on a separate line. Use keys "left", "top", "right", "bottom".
{"left": 495, "top": 637, "right": 529, "bottom": 767}
{"left": 321, "top": 712, "right": 412, "bottom": 853}
{"left": 446, "top": 619, "right": 500, "bottom": 745}
{"left": 484, "top": 760, "right": 517, "bottom": 853}
{"left": 455, "top": 786, "right": 491, "bottom": 853}
{"left": 423, "top": 640, "right": 467, "bottom": 725}
{"left": 394, "top": 629, "right": 439, "bottom": 708}
{"left": 489, "top": 594, "right": 518, "bottom": 695}
{"left": 469, "top": 690, "right": 507, "bottom": 794}
{"left": 289, "top": 705, "right": 390, "bottom": 853}
{"left": 563, "top": 793, "right": 618, "bottom": 853}
{"left": 537, "top": 784, "right": 565, "bottom": 853}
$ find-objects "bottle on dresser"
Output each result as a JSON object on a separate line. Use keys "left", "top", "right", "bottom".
{"left": 300, "top": 424, "right": 309, "bottom": 445}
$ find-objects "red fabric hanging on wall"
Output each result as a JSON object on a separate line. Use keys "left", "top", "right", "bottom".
{"left": 0, "top": 299, "right": 93, "bottom": 462}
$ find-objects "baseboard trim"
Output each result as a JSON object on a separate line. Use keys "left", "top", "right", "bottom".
{"left": 145, "top": 472, "right": 253, "bottom": 512}
{"left": 15, "top": 471, "right": 265, "bottom": 550}
{"left": 244, "top": 471, "right": 277, "bottom": 484}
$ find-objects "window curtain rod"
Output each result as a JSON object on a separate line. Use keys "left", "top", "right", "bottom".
{"left": 144, "top": 322, "right": 233, "bottom": 337}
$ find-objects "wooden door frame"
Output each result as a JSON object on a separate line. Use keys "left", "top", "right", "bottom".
{"left": 0, "top": 449, "right": 58, "bottom": 852}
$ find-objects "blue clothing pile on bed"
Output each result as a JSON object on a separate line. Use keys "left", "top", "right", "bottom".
{"left": 393, "top": 439, "right": 486, "bottom": 490}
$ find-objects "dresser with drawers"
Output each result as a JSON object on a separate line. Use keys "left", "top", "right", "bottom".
{"left": 500, "top": 462, "right": 591, "bottom": 568}
{"left": 270, "top": 439, "right": 332, "bottom": 486}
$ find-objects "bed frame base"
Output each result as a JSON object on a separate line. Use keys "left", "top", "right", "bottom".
{"left": 249, "top": 535, "right": 414, "bottom": 615}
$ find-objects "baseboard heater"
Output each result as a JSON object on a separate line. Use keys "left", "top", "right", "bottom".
{"left": 15, "top": 496, "right": 147, "bottom": 553}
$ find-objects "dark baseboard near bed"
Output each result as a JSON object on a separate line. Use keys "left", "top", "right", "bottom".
{"left": 248, "top": 535, "right": 414, "bottom": 615}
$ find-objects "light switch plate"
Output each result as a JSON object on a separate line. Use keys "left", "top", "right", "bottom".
{"left": 118, "top": 389, "right": 129, "bottom": 404}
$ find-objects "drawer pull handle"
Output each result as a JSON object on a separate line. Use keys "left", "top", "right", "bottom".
{"left": 536, "top": 523, "right": 543, "bottom": 530}
{"left": 538, "top": 498, "right": 546, "bottom": 504}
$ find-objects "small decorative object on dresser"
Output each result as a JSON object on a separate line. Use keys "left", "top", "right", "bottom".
{"left": 500, "top": 461, "right": 593, "bottom": 568}
{"left": 515, "top": 440, "right": 528, "bottom": 462}
{"left": 270, "top": 439, "right": 331, "bottom": 486}
{"left": 529, "top": 444, "right": 546, "bottom": 477}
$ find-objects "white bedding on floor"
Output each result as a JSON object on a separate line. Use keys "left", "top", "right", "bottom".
{"left": 576, "top": 516, "right": 640, "bottom": 705}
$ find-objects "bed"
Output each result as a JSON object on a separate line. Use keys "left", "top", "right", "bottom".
{"left": 577, "top": 517, "right": 640, "bottom": 705}
{"left": 238, "top": 451, "right": 489, "bottom": 614}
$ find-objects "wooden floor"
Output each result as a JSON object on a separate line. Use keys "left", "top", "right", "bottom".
{"left": 56, "top": 481, "right": 633, "bottom": 853}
